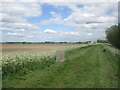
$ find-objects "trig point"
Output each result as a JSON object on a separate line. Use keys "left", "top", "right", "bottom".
{"left": 56, "top": 50, "right": 65, "bottom": 62}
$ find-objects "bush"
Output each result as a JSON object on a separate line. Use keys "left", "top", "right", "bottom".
{"left": 105, "top": 24, "right": 120, "bottom": 49}
{"left": 97, "top": 40, "right": 108, "bottom": 43}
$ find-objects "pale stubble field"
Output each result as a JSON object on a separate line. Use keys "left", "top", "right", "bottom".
{"left": 2, "top": 44, "right": 83, "bottom": 56}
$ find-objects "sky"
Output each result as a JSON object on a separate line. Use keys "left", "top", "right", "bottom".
{"left": 0, "top": 0, "right": 119, "bottom": 42}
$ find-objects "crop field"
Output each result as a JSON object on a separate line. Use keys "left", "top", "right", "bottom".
{"left": 1, "top": 44, "right": 119, "bottom": 88}
{"left": 2, "top": 44, "right": 83, "bottom": 56}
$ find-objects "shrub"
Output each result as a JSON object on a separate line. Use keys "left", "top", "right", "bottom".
{"left": 105, "top": 24, "right": 120, "bottom": 49}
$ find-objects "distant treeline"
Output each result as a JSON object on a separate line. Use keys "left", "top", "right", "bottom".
{"left": 1, "top": 40, "right": 108, "bottom": 44}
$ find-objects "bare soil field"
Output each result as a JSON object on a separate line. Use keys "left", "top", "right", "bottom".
{"left": 2, "top": 44, "right": 82, "bottom": 56}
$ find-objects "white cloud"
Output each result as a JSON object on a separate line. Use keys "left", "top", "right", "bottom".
{"left": 64, "top": 3, "right": 117, "bottom": 26}
{"left": 0, "top": 22, "right": 39, "bottom": 32}
{"left": 85, "top": 33, "right": 93, "bottom": 36}
{"left": 0, "top": 27, "right": 13, "bottom": 31}
{"left": 25, "top": 35, "right": 34, "bottom": 38}
{"left": 40, "top": 2, "right": 117, "bottom": 25}
{"left": 44, "top": 29, "right": 57, "bottom": 34}
{"left": 0, "top": 27, "right": 27, "bottom": 32}
{"left": 2, "top": 2, "right": 41, "bottom": 18}
{"left": 0, "top": 13, "right": 26, "bottom": 23}
{"left": 1, "top": 2, "right": 41, "bottom": 34}
{"left": 64, "top": 32, "right": 79, "bottom": 35}
{"left": 83, "top": 23, "right": 98, "bottom": 28}
{"left": 97, "top": 16, "right": 117, "bottom": 22}
{"left": 7, "top": 32, "right": 24, "bottom": 36}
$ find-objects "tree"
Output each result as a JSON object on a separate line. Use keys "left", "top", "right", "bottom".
{"left": 105, "top": 24, "right": 120, "bottom": 49}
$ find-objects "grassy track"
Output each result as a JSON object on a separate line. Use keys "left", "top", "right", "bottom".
{"left": 2, "top": 44, "right": 119, "bottom": 88}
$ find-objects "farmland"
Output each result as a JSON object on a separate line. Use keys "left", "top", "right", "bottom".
{"left": 1, "top": 43, "right": 119, "bottom": 88}
{"left": 2, "top": 44, "right": 83, "bottom": 56}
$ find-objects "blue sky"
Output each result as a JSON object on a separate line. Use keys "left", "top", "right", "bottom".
{"left": 28, "top": 4, "right": 72, "bottom": 22}
{"left": 0, "top": 1, "right": 118, "bottom": 42}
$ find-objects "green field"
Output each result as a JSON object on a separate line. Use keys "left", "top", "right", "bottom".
{"left": 2, "top": 44, "right": 119, "bottom": 88}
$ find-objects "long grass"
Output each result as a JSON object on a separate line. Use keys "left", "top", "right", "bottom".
{"left": 2, "top": 51, "right": 56, "bottom": 79}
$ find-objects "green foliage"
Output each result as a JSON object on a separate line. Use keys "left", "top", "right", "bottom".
{"left": 2, "top": 52, "right": 56, "bottom": 79}
{"left": 97, "top": 40, "right": 108, "bottom": 43}
{"left": 105, "top": 24, "right": 120, "bottom": 49}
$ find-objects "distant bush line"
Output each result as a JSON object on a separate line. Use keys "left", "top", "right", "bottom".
{"left": 1, "top": 40, "right": 108, "bottom": 44}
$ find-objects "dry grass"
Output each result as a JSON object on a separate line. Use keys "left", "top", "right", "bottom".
{"left": 2, "top": 44, "right": 82, "bottom": 56}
